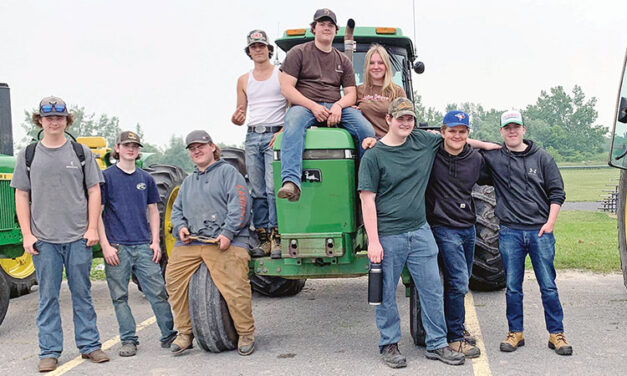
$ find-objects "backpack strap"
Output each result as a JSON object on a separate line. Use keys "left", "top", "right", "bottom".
{"left": 25, "top": 142, "right": 38, "bottom": 181}
{"left": 70, "top": 141, "right": 88, "bottom": 198}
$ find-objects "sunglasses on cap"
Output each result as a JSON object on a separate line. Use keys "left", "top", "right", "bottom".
{"left": 40, "top": 104, "right": 67, "bottom": 114}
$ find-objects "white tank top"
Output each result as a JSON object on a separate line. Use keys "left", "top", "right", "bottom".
{"left": 247, "top": 66, "right": 286, "bottom": 127}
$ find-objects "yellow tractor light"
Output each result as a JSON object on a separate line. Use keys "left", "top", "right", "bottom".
{"left": 375, "top": 27, "right": 397, "bottom": 35}
{"left": 286, "top": 29, "right": 306, "bottom": 36}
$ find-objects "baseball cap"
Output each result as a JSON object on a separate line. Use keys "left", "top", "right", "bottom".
{"left": 116, "top": 131, "right": 143, "bottom": 147}
{"left": 388, "top": 97, "right": 416, "bottom": 119}
{"left": 39, "top": 96, "right": 68, "bottom": 117}
{"left": 185, "top": 130, "right": 213, "bottom": 148}
{"left": 443, "top": 110, "right": 470, "bottom": 128}
{"left": 313, "top": 8, "right": 337, "bottom": 25}
{"left": 500, "top": 110, "right": 524, "bottom": 127}
{"left": 246, "top": 29, "right": 269, "bottom": 47}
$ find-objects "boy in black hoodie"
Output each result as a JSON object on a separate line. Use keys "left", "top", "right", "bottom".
{"left": 426, "top": 111, "right": 485, "bottom": 359}
{"left": 482, "top": 110, "right": 572, "bottom": 356}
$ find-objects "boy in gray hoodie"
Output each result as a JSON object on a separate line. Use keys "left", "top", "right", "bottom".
{"left": 165, "top": 130, "right": 255, "bottom": 356}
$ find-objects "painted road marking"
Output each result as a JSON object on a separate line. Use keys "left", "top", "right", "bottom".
{"left": 48, "top": 316, "right": 157, "bottom": 376}
{"left": 465, "top": 292, "right": 492, "bottom": 376}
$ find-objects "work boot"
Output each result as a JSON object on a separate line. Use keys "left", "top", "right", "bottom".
{"left": 251, "top": 228, "right": 271, "bottom": 257}
{"left": 238, "top": 334, "right": 255, "bottom": 356}
{"left": 81, "top": 349, "right": 110, "bottom": 363}
{"left": 380, "top": 343, "right": 407, "bottom": 368}
{"left": 270, "top": 228, "right": 281, "bottom": 259}
{"left": 500, "top": 331, "right": 525, "bottom": 352}
{"left": 38, "top": 358, "right": 58, "bottom": 373}
{"left": 161, "top": 332, "right": 178, "bottom": 349}
{"left": 548, "top": 332, "right": 573, "bottom": 356}
{"left": 426, "top": 346, "right": 465, "bottom": 365}
{"left": 277, "top": 182, "right": 301, "bottom": 202}
{"left": 171, "top": 333, "right": 194, "bottom": 355}
{"left": 463, "top": 329, "right": 477, "bottom": 345}
{"left": 119, "top": 342, "right": 137, "bottom": 357}
{"left": 449, "top": 340, "right": 481, "bottom": 358}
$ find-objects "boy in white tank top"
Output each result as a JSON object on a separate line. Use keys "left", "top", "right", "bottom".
{"left": 231, "top": 30, "right": 287, "bottom": 259}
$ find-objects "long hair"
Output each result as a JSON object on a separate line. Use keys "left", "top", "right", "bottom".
{"left": 363, "top": 44, "right": 398, "bottom": 99}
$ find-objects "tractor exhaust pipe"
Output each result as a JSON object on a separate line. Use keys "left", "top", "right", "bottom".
{"left": 0, "top": 83, "right": 14, "bottom": 156}
{"left": 344, "top": 18, "right": 355, "bottom": 62}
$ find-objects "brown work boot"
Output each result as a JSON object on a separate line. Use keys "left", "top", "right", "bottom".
{"left": 171, "top": 333, "right": 194, "bottom": 355}
{"left": 238, "top": 334, "right": 255, "bottom": 356}
{"left": 548, "top": 332, "right": 573, "bottom": 356}
{"left": 38, "top": 358, "right": 58, "bottom": 372}
{"left": 277, "top": 182, "right": 301, "bottom": 202}
{"left": 463, "top": 329, "right": 477, "bottom": 345}
{"left": 449, "top": 340, "right": 481, "bottom": 358}
{"left": 500, "top": 331, "right": 525, "bottom": 352}
{"left": 81, "top": 349, "right": 110, "bottom": 363}
{"left": 270, "top": 228, "right": 281, "bottom": 259}
{"left": 252, "top": 228, "right": 271, "bottom": 257}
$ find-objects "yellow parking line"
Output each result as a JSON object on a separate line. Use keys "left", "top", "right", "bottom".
{"left": 465, "top": 292, "right": 492, "bottom": 376}
{"left": 48, "top": 316, "right": 156, "bottom": 376}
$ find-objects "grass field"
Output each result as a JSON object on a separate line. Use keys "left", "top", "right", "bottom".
{"left": 561, "top": 168, "right": 619, "bottom": 202}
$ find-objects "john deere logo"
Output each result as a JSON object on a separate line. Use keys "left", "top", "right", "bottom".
{"left": 128, "top": 133, "right": 137, "bottom": 140}
{"left": 302, "top": 169, "right": 321, "bottom": 183}
{"left": 136, "top": 183, "right": 146, "bottom": 190}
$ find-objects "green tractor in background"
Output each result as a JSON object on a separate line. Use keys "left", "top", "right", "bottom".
{"left": 187, "top": 22, "right": 506, "bottom": 353}
{"left": 607, "top": 49, "right": 627, "bottom": 290}
{"left": 0, "top": 83, "right": 187, "bottom": 326}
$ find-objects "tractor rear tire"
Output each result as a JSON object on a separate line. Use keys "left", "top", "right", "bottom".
{"left": 0, "top": 272, "right": 9, "bottom": 326}
{"left": 132, "top": 164, "right": 186, "bottom": 291}
{"left": 470, "top": 185, "right": 506, "bottom": 291}
{"left": 0, "top": 253, "right": 37, "bottom": 298}
{"left": 250, "top": 275, "right": 306, "bottom": 297}
{"left": 616, "top": 170, "right": 627, "bottom": 290}
{"left": 189, "top": 264, "right": 238, "bottom": 352}
{"left": 409, "top": 279, "right": 427, "bottom": 347}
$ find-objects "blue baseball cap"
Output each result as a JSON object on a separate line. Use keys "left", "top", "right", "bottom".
{"left": 443, "top": 110, "right": 470, "bottom": 128}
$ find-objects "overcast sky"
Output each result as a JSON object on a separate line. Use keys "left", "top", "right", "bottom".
{"left": 1, "top": 0, "right": 626, "bottom": 149}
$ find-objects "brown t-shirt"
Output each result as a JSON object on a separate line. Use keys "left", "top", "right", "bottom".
{"left": 357, "top": 84, "right": 406, "bottom": 137}
{"left": 281, "top": 41, "right": 356, "bottom": 103}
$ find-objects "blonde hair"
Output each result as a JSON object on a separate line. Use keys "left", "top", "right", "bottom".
{"left": 363, "top": 44, "right": 399, "bottom": 99}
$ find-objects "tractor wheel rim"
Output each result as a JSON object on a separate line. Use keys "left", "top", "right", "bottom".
{"left": 0, "top": 253, "right": 35, "bottom": 279}
{"left": 164, "top": 186, "right": 180, "bottom": 257}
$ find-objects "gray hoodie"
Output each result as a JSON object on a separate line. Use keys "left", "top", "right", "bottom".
{"left": 171, "top": 159, "right": 251, "bottom": 247}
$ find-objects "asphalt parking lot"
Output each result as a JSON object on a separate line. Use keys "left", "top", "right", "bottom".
{"left": 1, "top": 271, "right": 626, "bottom": 376}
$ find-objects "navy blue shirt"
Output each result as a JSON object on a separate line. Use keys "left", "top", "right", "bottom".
{"left": 101, "top": 165, "right": 161, "bottom": 245}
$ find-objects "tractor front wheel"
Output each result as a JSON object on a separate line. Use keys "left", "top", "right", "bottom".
{"left": 0, "top": 253, "right": 37, "bottom": 298}
{"left": 188, "top": 264, "right": 238, "bottom": 352}
{"left": 0, "top": 272, "right": 9, "bottom": 326}
{"left": 616, "top": 170, "right": 627, "bottom": 290}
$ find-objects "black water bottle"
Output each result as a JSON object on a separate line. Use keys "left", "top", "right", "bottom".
{"left": 368, "top": 263, "right": 382, "bottom": 305}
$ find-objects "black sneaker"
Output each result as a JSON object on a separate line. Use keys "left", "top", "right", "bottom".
{"left": 381, "top": 343, "right": 407, "bottom": 368}
{"left": 426, "top": 346, "right": 465, "bottom": 365}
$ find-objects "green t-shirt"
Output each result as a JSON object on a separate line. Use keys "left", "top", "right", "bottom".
{"left": 358, "top": 129, "right": 442, "bottom": 236}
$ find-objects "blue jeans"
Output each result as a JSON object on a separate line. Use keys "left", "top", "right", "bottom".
{"left": 376, "top": 224, "right": 448, "bottom": 351}
{"left": 432, "top": 225, "right": 475, "bottom": 342}
{"left": 32, "top": 238, "right": 101, "bottom": 359}
{"left": 105, "top": 244, "right": 176, "bottom": 344}
{"left": 499, "top": 225, "right": 564, "bottom": 333}
{"left": 280, "top": 103, "right": 375, "bottom": 188}
{"left": 245, "top": 131, "right": 277, "bottom": 229}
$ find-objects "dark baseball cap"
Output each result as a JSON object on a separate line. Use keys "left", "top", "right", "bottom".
{"left": 313, "top": 8, "right": 337, "bottom": 25}
{"left": 443, "top": 110, "right": 470, "bottom": 128}
{"left": 247, "top": 29, "right": 269, "bottom": 47}
{"left": 116, "top": 130, "right": 143, "bottom": 147}
{"left": 39, "top": 96, "right": 69, "bottom": 117}
{"left": 185, "top": 130, "right": 213, "bottom": 148}
{"left": 388, "top": 97, "right": 416, "bottom": 119}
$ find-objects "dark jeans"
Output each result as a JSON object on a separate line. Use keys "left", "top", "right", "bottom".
{"left": 499, "top": 225, "right": 564, "bottom": 333}
{"left": 432, "top": 225, "right": 475, "bottom": 342}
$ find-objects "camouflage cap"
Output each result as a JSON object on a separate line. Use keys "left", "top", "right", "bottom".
{"left": 116, "top": 130, "right": 143, "bottom": 147}
{"left": 313, "top": 8, "right": 337, "bottom": 25}
{"left": 185, "top": 130, "right": 213, "bottom": 148}
{"left": 246, "top": 29, "right": 269, "bottom": 47}
{"left": 388, "top": 97, "right": 416, "bottom": 119}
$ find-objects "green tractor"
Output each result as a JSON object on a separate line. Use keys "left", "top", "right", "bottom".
{"left": 607, "top": 49, "right": 627, "bottom": 290}
{"left": 0, "top": 83, "right": 186, "bottom": 326}
{"left": 187, "top": 23, "right": 505, "bottom": 352}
